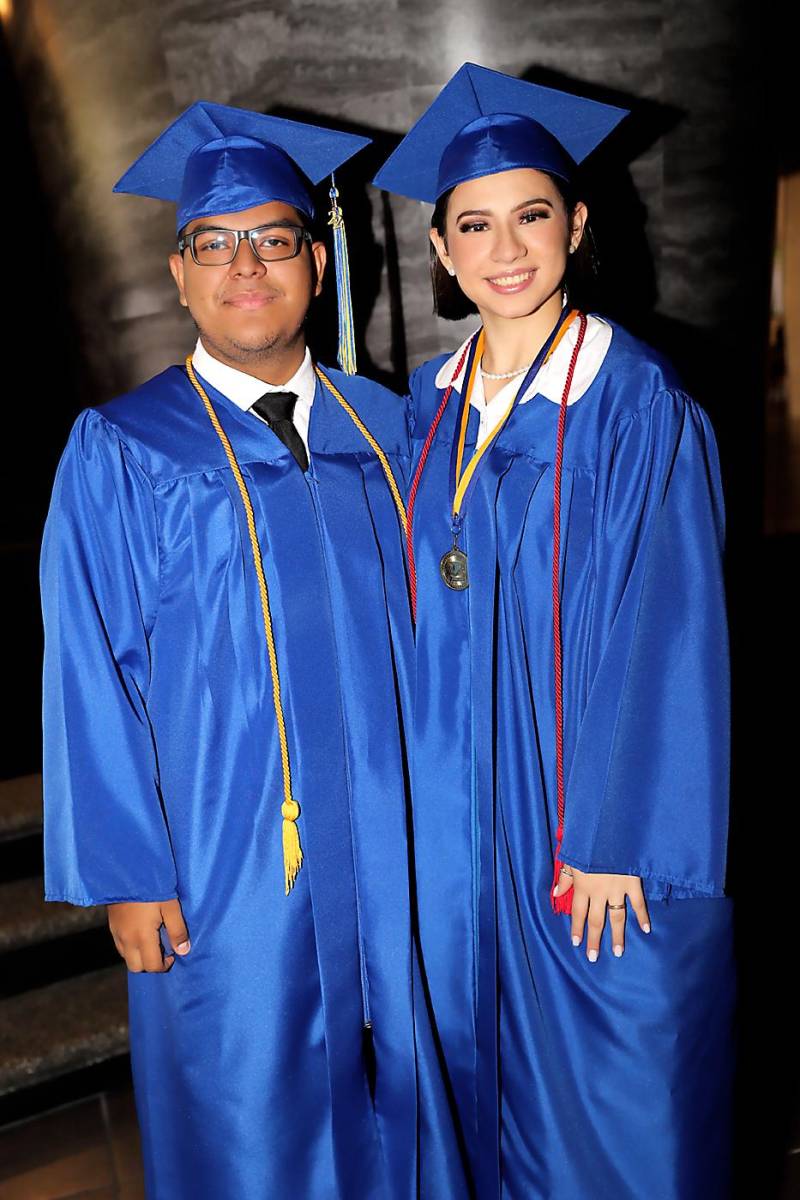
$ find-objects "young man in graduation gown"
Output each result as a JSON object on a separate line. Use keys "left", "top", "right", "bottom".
{"left": 41, "top": 102, "right": 467, "bottom": 1200}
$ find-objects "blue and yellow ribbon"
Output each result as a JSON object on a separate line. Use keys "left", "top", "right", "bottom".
{"left": 448, "top": 309, "right": 579, "bottom": 534}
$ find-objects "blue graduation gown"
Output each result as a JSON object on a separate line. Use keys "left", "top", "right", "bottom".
{"left": 41, "top": 363, "right": 467, "bottom": 1200}
{"left": 408, "top": 319, "right": 735, "bottom": 1200}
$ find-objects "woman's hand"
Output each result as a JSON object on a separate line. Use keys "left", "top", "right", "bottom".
{"left": 553, "top": 867, "right": 650, "bottom": 961}
{"left": 107, "top": 898, "right": 190, "bottom": 973}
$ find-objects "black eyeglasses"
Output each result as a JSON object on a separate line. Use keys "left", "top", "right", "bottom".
{"left": 177, "top": 222, "right": 312, "bottom": 266}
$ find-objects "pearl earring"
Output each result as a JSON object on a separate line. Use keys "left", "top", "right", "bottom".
{"left": 447, "top": 266, "right": 456, "bottom": 276}
{"left": 568, "top": 245, "right": 575, "bottom": 255}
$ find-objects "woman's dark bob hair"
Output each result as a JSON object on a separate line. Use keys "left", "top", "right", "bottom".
{"left": 430, "top": 171, "right": 598, "bottom": 321}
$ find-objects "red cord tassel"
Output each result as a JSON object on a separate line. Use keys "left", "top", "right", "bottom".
{"left": 551, "top": 849, "right": 574, "bottom": 914}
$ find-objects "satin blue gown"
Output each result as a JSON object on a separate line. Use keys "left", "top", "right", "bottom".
{"left": 41, "top": 363, "right": 468, "bottom": 1199}
{"left": 408, "top": 317, "right": 735, "bottom": 1200}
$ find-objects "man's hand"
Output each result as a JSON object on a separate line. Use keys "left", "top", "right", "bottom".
{"left": 107, "top": 898, "right": 190, "bottom": 973}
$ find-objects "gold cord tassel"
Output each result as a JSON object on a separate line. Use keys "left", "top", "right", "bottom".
{"left": 281, "top": 800, "right": 303, "bottom": 894}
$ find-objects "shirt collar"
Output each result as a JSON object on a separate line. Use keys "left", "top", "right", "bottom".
{"left": 191, "top": 338, "right": 317, "bottom": 411}
{"left": 432, "top": 313, "right": 613, "bottom": 408}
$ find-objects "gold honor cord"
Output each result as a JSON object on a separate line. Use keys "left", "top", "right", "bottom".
{"left": 314, "top": 366, "right": 408, "bottom": 535}
{"left": 185, "top": 358, "right": 408, "bottom": 893}
{"left": 452, "top": 310, "right": 580, "bottom": 521}
{"left": 185, "top": 358, "right": 302, "bottom": 895}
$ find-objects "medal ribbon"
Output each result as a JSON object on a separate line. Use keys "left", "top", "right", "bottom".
{"left": 447, "top": 307, "right": 578, "bottom": 538}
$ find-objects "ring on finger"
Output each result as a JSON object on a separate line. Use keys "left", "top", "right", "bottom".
{"left": 559, "top": 866, "right": 573, "bottom": 876}
{"left": 607, "top": 902, "right": 626, "bottom": 910}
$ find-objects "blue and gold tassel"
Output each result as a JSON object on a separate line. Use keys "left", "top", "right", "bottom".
{"left": 328, "top": 175, "right": 357, "bottom": 376}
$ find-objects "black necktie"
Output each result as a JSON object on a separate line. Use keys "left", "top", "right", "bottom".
{"left": 251, "top": 391, "right": 309, "bottom": 472}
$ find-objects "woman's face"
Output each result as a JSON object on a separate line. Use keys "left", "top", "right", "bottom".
{"left": 430, "top": 167, "right": 586, "bottom": 322}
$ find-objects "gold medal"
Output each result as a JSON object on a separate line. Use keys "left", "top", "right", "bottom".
{"left": 440, "top": 545, "right": 469, "bottom": 590}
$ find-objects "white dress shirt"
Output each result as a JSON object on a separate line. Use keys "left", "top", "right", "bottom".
{"left": 192, "top": 338, "right": 316, "bottom": 457}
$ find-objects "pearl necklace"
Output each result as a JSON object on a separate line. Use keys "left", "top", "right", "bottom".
{"left": 479, "top": 358, "right": 535, "bottom": 381}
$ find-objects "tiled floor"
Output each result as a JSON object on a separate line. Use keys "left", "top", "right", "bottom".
{"left": 0, "top": 1087, "right": 144, "bottom": 1200}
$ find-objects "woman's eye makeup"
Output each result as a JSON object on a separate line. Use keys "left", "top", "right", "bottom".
{"left": 520, "top": 207, "right": 551, "bottom": 223}
{"left": 456, "top": 207, "right": 552, "bottom": 234}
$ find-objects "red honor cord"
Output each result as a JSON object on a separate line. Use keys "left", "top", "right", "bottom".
{"left": 550, "top": 312, "right": 588, "bottom": 913}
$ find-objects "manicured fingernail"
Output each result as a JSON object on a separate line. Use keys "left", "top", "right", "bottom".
{"left": 176, "top": 941, "right": 191, "bottom": 954}
{"left": 643, "top": 924, "right": 651, "bottom": 934}
{"left": 571, "top": 935, "right": 580, "bottom": 947}
{"left": 588, "top": 949, "right": 598, "bottom": 963}
{"left": 613, "top": 945, "right": 623, "bottom": 957}
{"left": 552, "top": 885, "right": 559, "bottom": 896}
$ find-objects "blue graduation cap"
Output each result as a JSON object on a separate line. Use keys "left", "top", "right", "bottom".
{"left": 373, "top": 63, "right": 629, "bottom": 203}
{"left": 114, "top": 101, "right": 371, "bottom": 373}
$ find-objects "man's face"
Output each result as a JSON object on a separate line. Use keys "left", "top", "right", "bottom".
{"left": 169, "top": 200, "right": 326, "bottom": 369}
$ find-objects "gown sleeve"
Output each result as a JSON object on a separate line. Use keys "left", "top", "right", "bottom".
{"left": 558, "top": 388, "right": 729, "bottom": 899}
{"left": 41, "top": 408, "right": 178, "bottom": 906}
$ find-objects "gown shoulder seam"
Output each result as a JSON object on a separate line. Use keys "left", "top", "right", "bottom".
{"left": 598, "top": 386, "right": 693, "bottom": 451}
{"left": 89, "top": 410, "right": 163, "bottom": 639}
{"left": 91, "top": 409, "right": 159, "bottom": 489}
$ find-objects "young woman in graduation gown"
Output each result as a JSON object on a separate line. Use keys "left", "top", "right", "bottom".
{"left": 374, "top": 64, "right": 735, "bottom": 1200}
{"left": 41, "top": 104, "right": 469, "bottom": 1200}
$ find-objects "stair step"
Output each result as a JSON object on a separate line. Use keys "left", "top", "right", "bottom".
{"left": 0, "top": 877, "right": 105, "bottom": 954}
{"left": 0, "top": 775, "right": 42, "bottom": 841}
{"left": 0, "top": 967, "right": 129, "bottom": 1096}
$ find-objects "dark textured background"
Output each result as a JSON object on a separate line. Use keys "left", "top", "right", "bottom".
{"left": 2, "top": 2, "right": 795, "bottom": 1194}
{"left": 1, "top": 0, "right": 776, "bottom": 395}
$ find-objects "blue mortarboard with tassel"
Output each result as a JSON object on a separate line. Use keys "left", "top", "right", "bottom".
{"left": 114, "top": 101, "right": 369, "bottom": 374}
{"left": 373, "top": 63, "right": 628, "bottom": 203}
